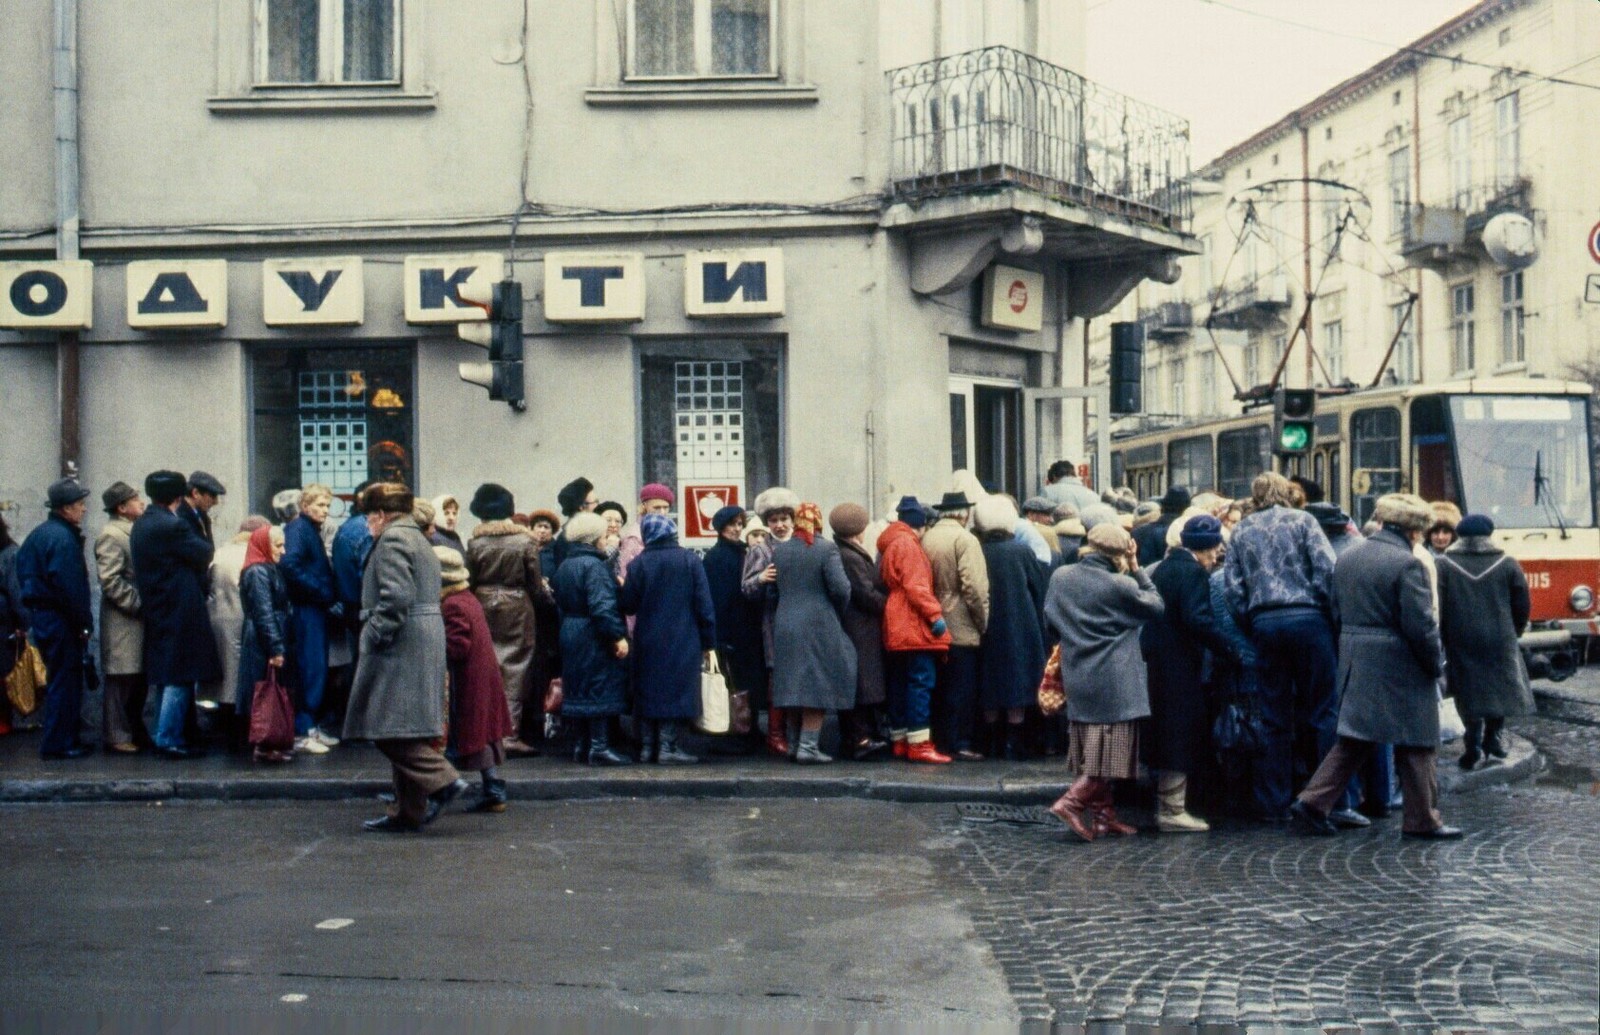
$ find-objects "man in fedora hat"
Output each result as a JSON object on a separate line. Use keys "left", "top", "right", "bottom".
{"left": 95, "top": 481, "right": 148, "bottom": 753}
{"left": 16, "top": 478, "right": 95, "bottom": 759}
{"left": 921, "top": 491, "right": 990, "bottom": 760}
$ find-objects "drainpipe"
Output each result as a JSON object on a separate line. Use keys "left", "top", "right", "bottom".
{"left": 1300, "top": 121, "right": 1312, "bottom": 388}
{"left": 54, "top": 0, "right": 81, "bottom": 478}
{"left": 1412, "top": 62, "right": 1424, "bottom": 382}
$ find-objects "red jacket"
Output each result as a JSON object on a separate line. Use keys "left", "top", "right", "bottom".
{"left": 877, "top": 522, "right": 950, "bottom": 653}
{"left": 442, "top": 587, "right": 514, "bottom": 759}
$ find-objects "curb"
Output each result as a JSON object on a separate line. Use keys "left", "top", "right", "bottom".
{"left": 1533, "top": 687, "right": 1600, "bottom": 727}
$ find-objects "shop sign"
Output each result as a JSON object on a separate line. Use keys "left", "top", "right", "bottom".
{"left": 980, "top": 263, "right": 1044, "bottom": 333}
{"left": 544, "top": 251, "right": 645, "bottom": 323}
{"left": 126, "top": 260, "right": 228, "bottom": 329}
{"left": 0, "top": 260, "right": 94, "bottom": 329}
{"left": 403, "top": 252, "right": 505, "bottom": 324}
{"left": 684, "top": 249, "right": 785, "bottom": 318}
{"left": 264, "top": 257, "right": 365, "bottom": 326}
{"left": 680, "top": 481, "right": 744, "bottom": 545}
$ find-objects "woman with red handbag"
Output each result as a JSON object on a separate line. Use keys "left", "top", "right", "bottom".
{"left": 238, "top": 525, "right": 295, "bottom": 763}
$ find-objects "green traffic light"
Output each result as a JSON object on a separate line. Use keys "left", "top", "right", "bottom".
{"left": 1279, "top": 423, "right": 1311, "bottom": 451}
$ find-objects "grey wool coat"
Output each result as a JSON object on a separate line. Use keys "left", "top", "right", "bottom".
{"left": 342, "top": 516, "right": 448, "bottom": 742}
{"left": 1043, "top": 553, "right": 1164, "bottom": 725}
{"left": 768, "top": 536, "right": 857, "bottom": 711}
{"left": 1436, "top": 537, "right": 1534, "bottom": 721}
{"left": 94, "top": 517, "right": 143, "bottom": 676}
{"left": 1331, "top": 529, "right": 1445, "bottom": 747}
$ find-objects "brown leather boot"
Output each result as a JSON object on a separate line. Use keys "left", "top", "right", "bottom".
{"left": 1048, "top": 779, "right": 1098, "bottom": 842}
{"left": 1091, "top": 782, "right": 1138, "bottom": 836}
{"left": 765, "top": 709, "right": 790, "bottom": 758}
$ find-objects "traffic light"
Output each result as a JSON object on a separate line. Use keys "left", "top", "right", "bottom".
{"left": 1109, "top": 321, "right": 1144, "bottom": 415}
{"left": 457, "top": 279, "right": 525, "bottom": 412}
{"left": 1273, "top": 387, "right": 1316, "bottom": 455}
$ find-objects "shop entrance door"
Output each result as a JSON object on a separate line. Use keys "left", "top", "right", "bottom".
{"left": 949, "top": 376, "right": 1022, "bottom": 498}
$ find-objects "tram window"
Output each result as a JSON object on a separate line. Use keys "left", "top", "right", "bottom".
{"left": 1167, "top": 436, "right": 1214, "bottom": 496}
{"left": 1111, "top": 453, "right": 1125, "bottom": 492}
{"left": 1449, "top": 395, "right": 1595, "bottom": 528}
{"left": 1350, "top": 407, "right": 1401, "bottom": 526}
{"left": 1313, "top": 453, "right": 1324, "bottom": 486}
{"left": 1326, "top": 448, "right": 1341, "bottom": 508}
{"left": 1217, "top": 425, "right": 1271, "bottom": 499}
{"left": 1410, "top": 396, "right": 1460, "bottom": 506}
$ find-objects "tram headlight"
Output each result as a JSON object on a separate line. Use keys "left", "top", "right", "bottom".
{"left": 1570, "top": 585, "right": 1594, "bottom": 613}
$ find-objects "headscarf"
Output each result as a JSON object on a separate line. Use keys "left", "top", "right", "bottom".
{"left": 241, "top": 525, "right": 276, "bottom": 572}
{"left": 793, "top": 501, "right": 823, "bottom": 546}
{"left": 641, "top": 512, "right": 677, "bottom": 546}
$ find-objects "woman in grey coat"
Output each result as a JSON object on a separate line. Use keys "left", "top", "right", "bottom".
{"left": 341, "top": 484, "right": 465, "bottom": 833}
{"left": 766, "top": 501, "right": 856, "bottom": 763}
{"left": 1292, "top": 494, "right": 1460, "bottom": 840}
{"left": 1042, "top": 523, "right": 1163, "bottom": 842}
{"left": 1436, "top": 514, "right": 1533, "bottom": 769}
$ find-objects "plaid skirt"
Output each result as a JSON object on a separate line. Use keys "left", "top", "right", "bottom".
{"left": 1067, "top": 720, "right": 1140, "bottom": 780}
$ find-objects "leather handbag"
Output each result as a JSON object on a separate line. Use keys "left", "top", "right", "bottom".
{"left": 1036, "top": 644, "right": 1065, "bottom": 717}
{"left": 727, "top": 688, "right": 753, "bottom": 737}
{"left": 1213, "top": 697, "right": 1267, "bottom": 756}
{"left": 695, "top": 652, "right": 731, "bottom": 734}
{"left": 248, "top": 667, "right": 295, "bottom": 752}
{"left": 543, "top": 677, "right": 563, "bottom": 715}
{"left": 5, "top": 638, "right": 48, "bottom": 717}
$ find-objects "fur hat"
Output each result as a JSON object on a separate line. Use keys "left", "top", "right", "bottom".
{"left": 565, "top": 511, "right": 607, "bottom": 546}
{"left": 711, "top": 505, "right": 745, "bottom": 533}
{"left": 638, "top": 483, "right": 675, "bottom": 506}
{"left": 1429, "top": 500, "right": 1463, "bottom": 531}
{"left": 1373, "top": 493, "right": 1433, "bottom": 532}
{"left": 828, "top": 502, "right": 870, "bottom": 539}
{"left": 973, "top": 496, "right": 1019, "bottom": 535}
{"left": 470, "top": 483, "right": 516, "bottom": 522}
{"left": 557, "top": 477, "right": 594, "bottom": 517}
{"left": 1159, "top": 486, "right": 1191, "bottom": 513}
{"left": 144, "top": 470, "right": 188, "bottom": 506}
{"left": 1133, "top": 501, "right": 1162, "bottom": 527}
{"left": 596, "top": 501, "right": 629, "bottom": 524}
{"left": 527, "top": 508, "right": 560, "bottom": 531}
{"left": 1457, "top": 514, "right": 1494, "bottom": 538}
{"left": 434, "top": 545, "right": 469, "bottom": 589}
{"left": 362, "top": 482, "right": 414, "bottom": 515}
{"left": 101, "top": 481, "right": 139, "bottom": 515}
{"left": 753, "top": 486, "right": 800, "bottom": 519}
{"left": 271, "top": 489, "right": 301, "bottom": 523}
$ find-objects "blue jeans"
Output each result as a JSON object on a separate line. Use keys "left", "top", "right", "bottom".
{"left": 886, "top": 651, "right": 937, "bottom": 734}
{"left": 154, "top": 683, "right": 196, "bottom": 750}
{"left": 36, "top": 625, "right": 85, "bottom": 757}
{"left": 292, "top": 604, "right": 328, "bottom": 736}
{"left": 1248, "top": 608, "right": 1338, "bottom": 818}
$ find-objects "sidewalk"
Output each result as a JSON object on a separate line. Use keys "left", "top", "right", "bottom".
{"left": 0, "top": 725, "right": 1538, "bottom": 805}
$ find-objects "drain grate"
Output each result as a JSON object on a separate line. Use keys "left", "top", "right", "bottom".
{"left": 957, "top": 802, "right": 1052, "bottom": 825}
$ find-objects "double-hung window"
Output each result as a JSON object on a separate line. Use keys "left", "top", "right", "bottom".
{"left": 1496, "top": 92, "right": 1521, "bottom": 187}
{"left": 1500, "top": 271, "right": 1525, "bottom": 366}
{"left": 1392, "top": 302, "right": 1417, "bottom": 383}
{"left": 1388, "top": 147, "right": 1411, "bottom": 232}
{"left": 259, "top": 0, "right": 399, "bottom": 84}
{"left": 630, "top": 0, "right": 775, "bottom": 79}
{"left": 1323, "top": 321, "right": 1344, "bottom": 385}
{"left": 1448, "top": 116, "right": 1472, "bottom": 209}
{"left": 1452, "top": 283, "right": 1476, "bottom": 374}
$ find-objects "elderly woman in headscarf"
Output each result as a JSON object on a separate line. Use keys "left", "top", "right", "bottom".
{"left": 437, "top": 545, "right": 516, "bottom": 810}
{"left": 237, "top": 524, "right": 293, "bottom": 763}
{"left": 431, "top": 494, "right": 465, "bottom": 553}
{"left": 620, "top": 513, "right": 717, "bottom": 764}
{"left": 552, "top": 513, "right": 632, "bottom": 766}
{"left": 1043, "top": 522, "right": 1164, "bottom": 842}
{"left": 742, "top": 487, "right": 799, "bottom": 756}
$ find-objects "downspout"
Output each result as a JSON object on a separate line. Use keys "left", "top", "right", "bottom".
{"left": 1411, "top": 61, "right": 1424, "bottom": 382}
{"left": 54, "top": 0, "right": 81, "bottom": 478}
{"left": 1300, "top": 121, "right": 1312, "bottom": 388}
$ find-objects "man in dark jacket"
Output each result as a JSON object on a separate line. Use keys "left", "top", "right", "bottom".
{"left": 1291, "top": 493, "right": 1460, "bottom": 840}
{"left": 179, "top": 471, "right": 226, "bottom": 547}
{"left": 1133, "top": 486, "right": 1190, "bottom": 567}
{"left": 132, "top": 470, "right": 223, "bottom": 759}
{"left": 16, "top": 479, "right": 95, "bottom": 759}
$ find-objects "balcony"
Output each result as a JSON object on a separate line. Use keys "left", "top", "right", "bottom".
{"left": 1140, "top": 301, "right": 1193, "bottom": 340}
{"left": 1400, "top": 178, "right": 1533, "bottom": 270}
{"left": 1206, "top": 275, "right": 1291, "bottom": 332}
{"left": 883, "top": 46, "right": 1197, "bottom": 313}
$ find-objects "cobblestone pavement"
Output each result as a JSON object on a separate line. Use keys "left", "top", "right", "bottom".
{"left": 945, "top": 783, "right": 1600, "bottom": 1030}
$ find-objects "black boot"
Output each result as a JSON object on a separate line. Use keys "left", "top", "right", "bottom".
{"left": 1482, "top": 717, "right": 1508, "bottom": 760}
{"left": 470, "top": 775, "right": 508, "bottom": 813}
{"left": 588, "top": 718, "right": 632, "bottom": 766}
{"left": 571, "top": 723, "right": 592, "bottom": 764}
{"left": 637, "top": 720, "right": 659, "bottom": 764}
{"left": 655, "top": 720, "right": 699, "bottom": 765}
{"left": 1459, "top": 719, "right": 1482, "bottom": 771}
{"left": 1004, "top": 722, "right": 1027, "bottom": 762}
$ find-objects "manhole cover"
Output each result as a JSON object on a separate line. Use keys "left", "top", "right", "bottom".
{"left": 957, "top": 803, "right": 1052, "bottom": 825}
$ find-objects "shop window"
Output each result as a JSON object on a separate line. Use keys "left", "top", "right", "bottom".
{"left": 638, "top": 339, "right": 782, "bottom": 502}
{"left": 259, "top": 0, "right": 399, "bottom": 84}
{"left": 251, "top": 346, "right": 415, "bottom": 519}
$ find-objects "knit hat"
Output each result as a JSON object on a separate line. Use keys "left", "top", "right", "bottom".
{"left": 101, "top": 481, "right": 139, "bottom": 515}
{"left": 47, "top": 478, "right": 91, "bottom": 510}
{"left": 1373, "top": 493, "right": 1433, "bottom": 532}
{"left": 557, "top": 477, "right": 594, "bottom": 517}
{"left": 828, "top": 502, "right": 870, "bottom": 539}
{"left": 362, "top": 482, "right": 414, "bottom": 515}
{"left": 434, "top": 545, "right": 469, "bottom": 589}
{"left": 1180, "top": 514, "right": 1224, "bottom": 551}
{"left": 711, "top": 505, "right": 745, "bottom": 533}
{"left": 470, "top": 483, "right": 515, "bottom": 522}
{"left": 1021, "top": 496, "right": 1055, "bottom": 516}
{"left": 1456, "top": 514, "right": 1495, "bottom": 538}
{"left": 144, "top": 470, "right": 188, "bottom": 506}
{"left": 742, "top": 513, "right": 769, "bottom": 541}
{"left": 753, "top": 486, "right": 800, "bottom": 519}
{"left": 973, "top": 496, "right": 1019, "bottom": 535}
{"left": 638, "top": 483, "right": 675, "bottom": 507}
{"left": 565, "top": 511, "right": 607, "bottom": 546}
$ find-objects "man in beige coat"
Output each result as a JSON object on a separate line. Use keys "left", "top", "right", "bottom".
{"left": 921, "top": 492, "right": 990, "bottom": 759}
{"left": 95, "top": 482, "right": 147, "bottom": 753}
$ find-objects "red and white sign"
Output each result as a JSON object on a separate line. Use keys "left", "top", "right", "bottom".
{"left": 980, "top": 263, "right": 1044, "bottom": 332}
{"left": 1588, "top": 221, "right": 1600, "bottom": 265}
{"left": 681, "top": 482, "right": 744, "bottom": 544}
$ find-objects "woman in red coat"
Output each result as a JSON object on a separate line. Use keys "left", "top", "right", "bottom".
{"left": 437, "top": 546, "right": 515, "bottom": 812}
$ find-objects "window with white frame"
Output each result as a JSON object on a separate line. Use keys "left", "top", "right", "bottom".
{"left": 1392, "top": 302, "right": 1416, "bottom": 383}
{"left": 630, "top": 0, "right": 774, "bottom": 79}
{"left": 1496, "top": 92, "right": 1521, "bottom": 187}
{"left": 1388, "top": 147, "right": 1411, "bottom": 231}
{"left": 1323, "top": 320, "right": 1343, "bottom": 385}
{"left": 1169, "top": 358, "right": 1186, "bottom": 416}
{"left": 258, "top": 0, "right": 399, "bottom": 84}
{"left": 1448, "top": 116, "right": 1472, "bottom": 209}
{"left": 1270, "top": 333, "right": 1287, "bottom": 378}
{"left": 1198, "top": 352, "right": 1216, "bottom": 414}
{"left": 1452, "top": 283, "right": 1476, "bottom": 373}
{"left": 1500, "top": 271, "right": 1525, "bottom": 365}
{"left": 1243, "top": 342, "right": 1260, "bottom": 387}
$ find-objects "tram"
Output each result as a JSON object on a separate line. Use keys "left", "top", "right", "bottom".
{"left": 1106, "top": 378, "right": 1597, "bottom": 678}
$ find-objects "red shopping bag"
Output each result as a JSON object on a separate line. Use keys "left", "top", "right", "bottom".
{"left": 248, "top": 668, "right": 296, "bottom": 752}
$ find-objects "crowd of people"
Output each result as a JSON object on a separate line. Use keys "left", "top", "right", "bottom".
{"left": 0, "top": 460, "right": 1533, "bottom": 839}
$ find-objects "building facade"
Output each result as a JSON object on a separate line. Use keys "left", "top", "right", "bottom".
{"left": 0, "top": 0, "right": 1192, "bottom": 542}
{"left": 1087, "top": 0, "right": 1600, "bottom": 449}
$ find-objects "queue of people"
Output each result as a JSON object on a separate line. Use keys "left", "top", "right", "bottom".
{"left": 0, "top": 459, "right": 1532, "bottom": 841}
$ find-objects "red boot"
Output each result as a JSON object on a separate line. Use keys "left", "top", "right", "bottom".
{"left": 906, "top": 740, "right": 952, "bottom": 764}
{"left": 1091, "top": 783, "right": 1137, "bottom": 836}
{"left": 766, "top": 709, "right": 790, "bottom": 758}
{"left": 891, "top": 738, "right": 908, "bottom": 759}
{"left": 1048, "top": 779, "right": 1099, "bottom": 842}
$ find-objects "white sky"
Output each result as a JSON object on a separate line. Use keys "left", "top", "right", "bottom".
{"left": 1085, "top": 0, "right": 1490, "bottom": 166}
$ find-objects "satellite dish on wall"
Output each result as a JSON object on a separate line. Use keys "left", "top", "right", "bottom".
{"left": 1481, "top": 212, "right": 1540, "bottom": 270}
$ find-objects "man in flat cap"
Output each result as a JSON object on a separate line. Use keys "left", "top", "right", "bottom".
{"left": 95, "top": 482, "right": 148, "bottom": 753}
{"left": 15, "top": 478, "right": 95, "bottom": 759}
{"left": 180, "top": 471, "right": 226, "bottom": 547}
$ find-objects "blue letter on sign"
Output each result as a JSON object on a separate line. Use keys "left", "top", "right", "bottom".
{"left": 137, "top": 273, "right": 209, "bottom": 315}
{"left": 702, "top": 262, "right": 767, "bottom": 304}
{"left": 419, "top": 266, "right": 476, "bottom": 309}
{"left": 9, "top": 270, "right": 68, "bottom": 317}
{"left": 278, "top": 270, "right": 342, "bottom": 311}
{"left": 562, "top": 266, "right": 625, "bottom": 307}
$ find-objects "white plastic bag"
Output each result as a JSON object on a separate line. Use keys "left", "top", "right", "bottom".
{"left": 695, "top": 652, "right": 731, "bottom": 734}
{"left": 1438, "top": 693, "right": 1465, "bottom": 744}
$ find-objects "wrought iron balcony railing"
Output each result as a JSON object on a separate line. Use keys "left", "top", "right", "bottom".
{"left": 887, "top": 46, "right": 1192, "bottom": 230}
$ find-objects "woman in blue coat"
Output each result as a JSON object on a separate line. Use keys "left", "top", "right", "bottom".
{"left": 552, "top": 513, "right": 632, "bottom": 766}
{"left": 973, "top": 498, "right": 1047, "bottom": 761}
{"left": 619, "top": 513, "right": 717, "bottom": 764}
{"left": 280, "top": 486, "right": 339, "bottom": 750}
